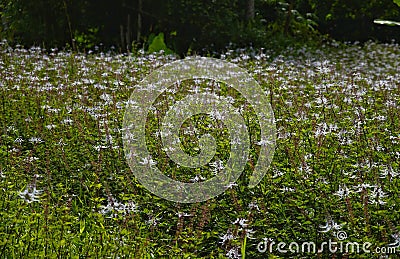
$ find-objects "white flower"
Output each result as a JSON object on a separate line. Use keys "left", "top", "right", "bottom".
{"left": 353, "top": 183, "right": 377, "bottom": 192}
{"left": 369, "top": 187, "right": 387, "bottom": 205}
{"left": 45, "top": 124, "right": 57, "bottom": 130}
{"left": 100, "top": 93, "right": 113, "bottom": 104}
{"left": 209, "top": 109, "right": 225, "bottom": 121}
{"left": 245, "top": 228, "right": 256, "bottom": 239}
{"left": 225, "top": 182, "right": 238, "bottom": 189}
{"left": 210, "top": 160, "right": 225, "bottom": 174}
{"left": 41, "top": 104, "right": 52, "bottom": 109}
{"left": 334, "top": 184, "right": 351, "bottom": 199}
{"left": 379, "top": 166, "right": 399, "bottom": 180}
{"left": 248, "top": 201, "right": 259, "bottom": 211}
{"left": 24, "top": 156, "right": 39, "bottom": 162}
{"left": 319, "top": 218, "right": 344, "bottom": 233}
{"left": 280, "top": 186, "right": 295, "bottom": 192}
{"left": 177, "top": 212, "right": 192, "bottom": 218}
{"left": 257, "top": 137, "right": 274, "bottom": 146}
{"left": 232, "top": 218, "right": 248, "bottom": 228}
{"left": 61, "top": 118, "right": 73, "bottom": 125}
{"left": 100, "top": 195, "right": 138, "bottom": 218}
{"left": 272, "top": 169, "right": 285, "bottom": 178}
{"left": 190, "top": 175, "right": 206, "bottom": 182}
{"left": 14, "top": 138, "right": 24, "bottom": 144}
{"left": 19, "top": 185, "right": 43, "bottom": 203}
{"left": 388, "top": 233, "right": 400, "bottom": 248}
{"left": 219, "top": 229, "right": 235, "bottom": 244}
{"left": 139, "top": 156, "right": 157, "bottom": 167}
{"left": 29, "top": 137, "right": 43, "bottom": 144}
{"left": 226, "top": 246, "right": 240, "bottom": 259}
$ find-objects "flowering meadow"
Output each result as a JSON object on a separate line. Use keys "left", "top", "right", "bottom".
{"left": 0, "top": 40, "right": 400, "bottom": 258}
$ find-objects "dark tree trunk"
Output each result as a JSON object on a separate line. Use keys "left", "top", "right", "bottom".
{"left": 246, "top": 0, "right": 255, "bottom": 21}
{"left": 126, "top": 13, "right": 131, "bottom": 50}
{"left": 284, "top": 1, "right": 293, "bottom": 35}
{"left": 137, "top": 0, "right": 142, "bottom": 42}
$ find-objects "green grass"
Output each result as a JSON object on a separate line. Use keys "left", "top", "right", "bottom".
{"left": 0, "top": 40, "right": 400, "bottom": 258}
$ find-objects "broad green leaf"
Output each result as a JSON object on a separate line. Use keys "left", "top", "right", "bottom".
{"left": 148, "top": 32, "right": 174, "bottom": 54}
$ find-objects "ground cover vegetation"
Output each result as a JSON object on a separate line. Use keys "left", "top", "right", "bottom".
{"left": 0, "top": 39, "right": 399, "bottom": 258}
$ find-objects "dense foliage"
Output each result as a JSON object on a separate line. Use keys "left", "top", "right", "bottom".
{"left": 1, "top": 0, "right": 400, "bottom": 53}
{"left": 1, "top": 40, "right": 400, "bottom": 258}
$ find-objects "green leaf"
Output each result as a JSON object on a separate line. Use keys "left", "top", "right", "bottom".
{"left": 148, "top": 32, "right": 174, "bottom": 54}
{"left": 394, "top": 0, "right": 400, "bottom": 7}
{"left": 374, "top": 19, "right": 400, "bottom": 26}
{"left": 80, "top": 220, "right": 85, "bottom": 234}
{"left": 241, "top": 236, "right": 247, "bottom": 259}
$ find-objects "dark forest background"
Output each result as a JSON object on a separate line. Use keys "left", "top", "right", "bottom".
{"left": 1, "top": 0, "right": 400, "bottom": 54}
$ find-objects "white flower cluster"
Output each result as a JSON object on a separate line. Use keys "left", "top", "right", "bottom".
{"left": 99, "top": 194, "right": 138, "bottom": 218}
